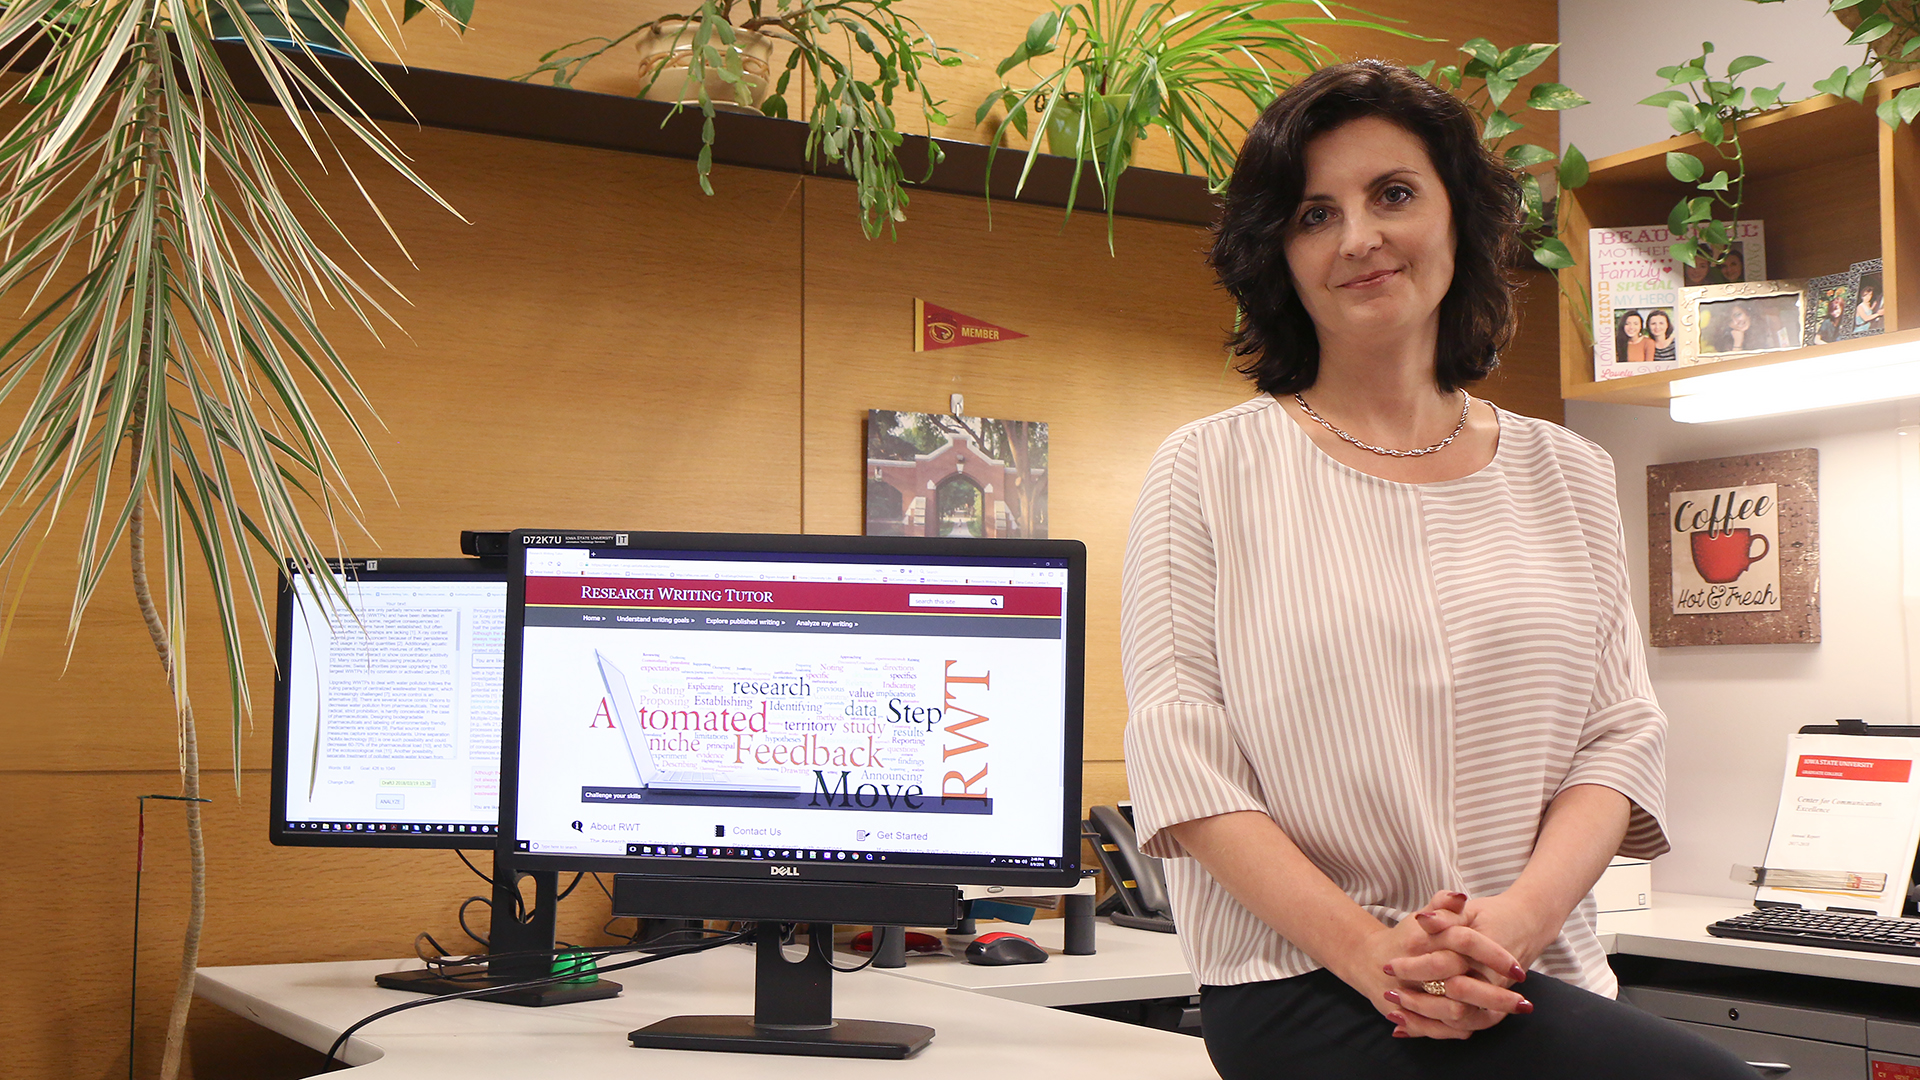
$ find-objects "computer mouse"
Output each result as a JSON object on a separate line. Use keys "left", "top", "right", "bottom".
{"left": 848, "top": 930, "right": 945, "bottom": 955}
{"left": 964, "top": 931, "right": 1048, "bottom": 966}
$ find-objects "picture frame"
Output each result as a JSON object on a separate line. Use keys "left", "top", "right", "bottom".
{"left": 1647, "top": 449, "right": 1819, "bottom": 647}
{"left": 1848, "top": 258, "right": 1886, "bottom": 338}
{"left": 1803, "top": 270, "right": 1855, "bottom": 348}
{"left": 1678, "top": 279, "right": 1807, "bottom": 365}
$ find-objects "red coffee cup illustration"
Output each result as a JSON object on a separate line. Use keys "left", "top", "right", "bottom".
{"left": 1690, "top": 528, "right": 1770, "bottom": 584}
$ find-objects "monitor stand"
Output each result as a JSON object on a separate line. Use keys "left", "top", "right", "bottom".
{"left": 628, "top": 921, "right": 933, "bottom": 1059}
{"left": 375, "top": 850, "right": 623, "bottom": 1006}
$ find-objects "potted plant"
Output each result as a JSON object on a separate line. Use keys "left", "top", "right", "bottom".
{"left": 975, "top": 1, "right": 1412, "bottom": 240}
{"left": 0, "top": 2, "right": 465, "bottom": 1077}
{"left": 522, "top": 1, "right": 962, "bottom": 239}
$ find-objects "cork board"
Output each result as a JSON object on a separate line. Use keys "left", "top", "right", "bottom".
{"left": 1647, "top": 449, "right": 1820, "bottom": 646}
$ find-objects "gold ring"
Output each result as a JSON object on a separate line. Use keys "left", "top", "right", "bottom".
{"left": 1422, "top": 979, "right": 1448, "bottom": 997}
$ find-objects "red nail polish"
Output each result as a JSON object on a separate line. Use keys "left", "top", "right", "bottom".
{"left": 1448, "top": 891, "right": 1468, "bottom": 902}
{"left": 1382, "top": 963, "right": 1396, "bottom": 977}
{"left": 1388, "top": 1011, "right": 1407, "bottom": 1025}
{"left": 1415, "top": 911, "right": 1439, "bottom": 925}
{"left": 1516, "top": 998, "right": 1534, "bottom": 1015}
{"left": 1384, "top": 990, "right": 1402, "bottom": 1005}
{"left": 1392, "top": 1029, "right": 1410, "bottom": 1039}
{"left": 1510, "top": 964, "right": 1527, "bottom": 982}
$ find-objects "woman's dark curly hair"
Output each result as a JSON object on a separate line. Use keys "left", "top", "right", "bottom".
{"left": 1210, "top": 60, "right": 1523, "bottom": 395}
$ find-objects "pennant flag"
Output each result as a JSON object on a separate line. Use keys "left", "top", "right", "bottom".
{"left": 916, "top": 299, "right": 1027, "bottom": 352}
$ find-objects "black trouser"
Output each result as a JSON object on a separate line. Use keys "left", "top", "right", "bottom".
{"left": 1200, "top": 969, "right": 1760, "bottom": 1079}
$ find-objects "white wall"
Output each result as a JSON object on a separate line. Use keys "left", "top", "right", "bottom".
{"left": 1566, "top": 401, "right": 1911, "bottom": 898}
{"left": 1560, "top": 1, "right": 1857, "bottom": 159}
{"left": 1559, "top": 2, "right": 1910, "bottom": 899}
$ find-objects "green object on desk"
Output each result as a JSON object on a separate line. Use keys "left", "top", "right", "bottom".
{"left": 970, "top": 900, "right": 1036, "bottom": 924}
{"left": 551, "top": 950, "right": 599, "bottom": 984}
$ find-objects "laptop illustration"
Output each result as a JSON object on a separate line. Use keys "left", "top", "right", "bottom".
{"left": 594, "top": 651, "right": 808, "bottom": 794}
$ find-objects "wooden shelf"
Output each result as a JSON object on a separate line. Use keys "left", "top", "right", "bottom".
{"left": 1559, "top": 71, "right": 1920, "bottom": 404}
{"left": 210, "top": 41, "right": 1221, "bottom": 228}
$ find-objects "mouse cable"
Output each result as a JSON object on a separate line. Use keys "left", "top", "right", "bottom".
{"left": 556, "top": 871, "right": 583, "bottom": 902}
{"left": 321, "top": 929, "right": 748, "bottom": 1072}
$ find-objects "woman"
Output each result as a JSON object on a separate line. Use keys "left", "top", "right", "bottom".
{"left": 1706, "top": 301, "right": 1753, "bottom": 354}
{"left": 1619, "top": 310, "right": 1654, "bottom": 366}
{"left": 1816, "top": 292, "right": 1846, "bottom": 345}
{"left": 1715, "top": 245, "right": 1746, "bottom": 284}
{"left": 1646, "top": 309, "right": 1677, "bottom": 363}
{"left": 1121, "top": 61, "right": 1755, "bottom": 1079}
{"left": 1856, "top": 281, "right": 1885, "bottom": 335}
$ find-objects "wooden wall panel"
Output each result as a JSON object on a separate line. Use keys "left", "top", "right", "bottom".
{"left": 0, "top": 117, "right": 803, "bottom": 1080}
{"left": 3, "top": 120, "right": 804, "bottom": 775}
{"left": 797, "top": 175, "right": 1249, "bottom": 769}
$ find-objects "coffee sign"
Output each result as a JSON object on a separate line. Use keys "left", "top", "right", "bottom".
{"left": 1646, "top": 449, "right": 1818, "bottom": 647}
{"left": 1668, "top": 484, "right": 1781, "bottom": 614}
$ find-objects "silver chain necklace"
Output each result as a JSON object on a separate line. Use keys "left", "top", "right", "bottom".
{"left": 1292, "top": 390, "right": 1471, "bottom": 458}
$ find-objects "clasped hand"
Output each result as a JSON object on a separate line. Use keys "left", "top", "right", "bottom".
{"left": 1344, "top": 891, "right": 1538, "bottom": 1041}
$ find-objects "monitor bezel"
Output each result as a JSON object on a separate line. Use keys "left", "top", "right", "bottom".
{"left": 498, "top": 530, "right": 1086, "bottom": 889}
{"left": 268, "top": 556, "right": 508, "bottom": 851}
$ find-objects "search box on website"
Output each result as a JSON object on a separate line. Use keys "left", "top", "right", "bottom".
{"left": 909, "top": 593, "right": 1004, "bottom": 609}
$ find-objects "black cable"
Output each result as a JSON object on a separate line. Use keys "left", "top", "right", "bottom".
{"left": 813, "top": 928, "right": 876, "bottom": 974}
{"left": 321, "top": 931, "right": 748, "bottom": 1071}
{"left": 556, "top": 872, "right": 583, "bottom": 902}
{"left": 457, "top": 896, "right": 491, "bottom": 949}
{"left": 454, "top": 848, "right": 495, "bottom": 888}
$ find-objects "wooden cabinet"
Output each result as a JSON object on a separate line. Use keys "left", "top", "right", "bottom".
{"left": 1559, "top": 71, "right": 1920, "bottom": 407}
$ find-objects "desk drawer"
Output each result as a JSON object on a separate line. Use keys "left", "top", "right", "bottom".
{"left": 1623, "top": 986, "right": 1868, "bottom": 1044}
{"left": 1671, "top": 1022, "right": 1866, "bottom": 1080}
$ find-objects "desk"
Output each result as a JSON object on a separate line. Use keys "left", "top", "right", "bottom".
{"left": 847, "top": 918, "right": 1198, "bottom": 1007}
{"left": 196, "top": 925, "right": 1215, "bottom": 1078}
{"left": 1598, "top": 892, "right": 1920, "bottom": 987}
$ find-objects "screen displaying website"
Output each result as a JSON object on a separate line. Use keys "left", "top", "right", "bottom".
{"left": 279, "top": 573, "right": 507, "bottom": 838}
{"left": 513, "top": 546, "right": 1072, "bottom": 872}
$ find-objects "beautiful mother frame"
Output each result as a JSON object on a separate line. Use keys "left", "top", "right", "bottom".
{"left": 1647, "top": 449, "right": 1820, "bottom": 647}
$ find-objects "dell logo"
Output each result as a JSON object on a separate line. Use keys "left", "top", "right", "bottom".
{"left": 770, "top": 865, "right": 800, "bottom": 877}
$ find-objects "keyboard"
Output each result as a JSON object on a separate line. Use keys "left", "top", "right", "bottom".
{"left": 1708, "top": 907, "right": 1920, "bottom": 957}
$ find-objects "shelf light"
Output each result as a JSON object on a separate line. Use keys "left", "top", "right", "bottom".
{"left": 1668, "top": 335, "right": 1920, "bottom": 423}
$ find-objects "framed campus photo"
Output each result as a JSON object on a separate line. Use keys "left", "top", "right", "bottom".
{"left": 1678, "top": 280, "right": 1806, "bottom": 365}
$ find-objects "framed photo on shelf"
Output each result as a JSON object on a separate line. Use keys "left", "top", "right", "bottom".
{"left": 1646, "top": 449, "right": 1819, "bottom": 647}
{"left": 1803, "top": 270, "right": 1854, "bottom": 347}
{"left": 1678, "top": 280, "right": 1806, "bottom": 365}
{"left": 1848, "top": 258, "right": 1885, "bottom": 337}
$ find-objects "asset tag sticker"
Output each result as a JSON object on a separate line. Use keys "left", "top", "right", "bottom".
{"left": 1872, "top": 1060, "right": 1920, "bottom": 1079}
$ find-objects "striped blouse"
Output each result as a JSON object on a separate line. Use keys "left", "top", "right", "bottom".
{"left": 1120, "top": 395, "right": 1669, "bottom": 997}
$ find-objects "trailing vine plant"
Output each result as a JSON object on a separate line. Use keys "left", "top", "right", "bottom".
{"left": 521, "top": 0, "right": 962, "bottom": 239}
{"left": 1639, "top": 43, "right": 1785, "bottom": 272}
{"left": 1412, "top": 39, "right": 1595, "bottom": 343}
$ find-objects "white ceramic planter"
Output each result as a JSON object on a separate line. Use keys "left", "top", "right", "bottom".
{"left": 636, "top": 19, "right": 776, "bottom": 112}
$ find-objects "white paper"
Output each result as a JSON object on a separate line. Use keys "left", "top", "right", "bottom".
{"left": 1756, "top": 733, "right": 1920, "bottom": 916}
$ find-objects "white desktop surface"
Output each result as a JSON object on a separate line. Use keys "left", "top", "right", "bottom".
{"left": 197, "top": 943, "right": 1217, "bottom": 1078}
{"left": 850, "top": 919, "right": 1198, "bottom": 1006}
{"left": 1597, "top": 891, "right": 1920, "bottom": 987}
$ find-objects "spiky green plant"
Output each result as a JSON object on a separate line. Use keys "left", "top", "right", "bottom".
{"left": 0, "top": 2, "right": 464, "bottom": 1075}
{"left": 976, "top": 0, "right": 1415, "bottom": 244}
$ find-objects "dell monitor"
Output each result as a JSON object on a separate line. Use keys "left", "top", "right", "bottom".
{"left": 500, "top": 530, "right": 1086, "bottom": 1057}
{"left": 269, "top": 556, "right": 618, "bottom": 1004}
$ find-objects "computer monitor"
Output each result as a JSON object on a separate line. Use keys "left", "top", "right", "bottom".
{"left": 269, "top": 556, "right": 619, "bottom": 1004}
{"left": 270, "top": 557, "right": 509, "bottom": 849}
{"left": 500, "top": 530, "right": 1086, "bottom": 1057}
